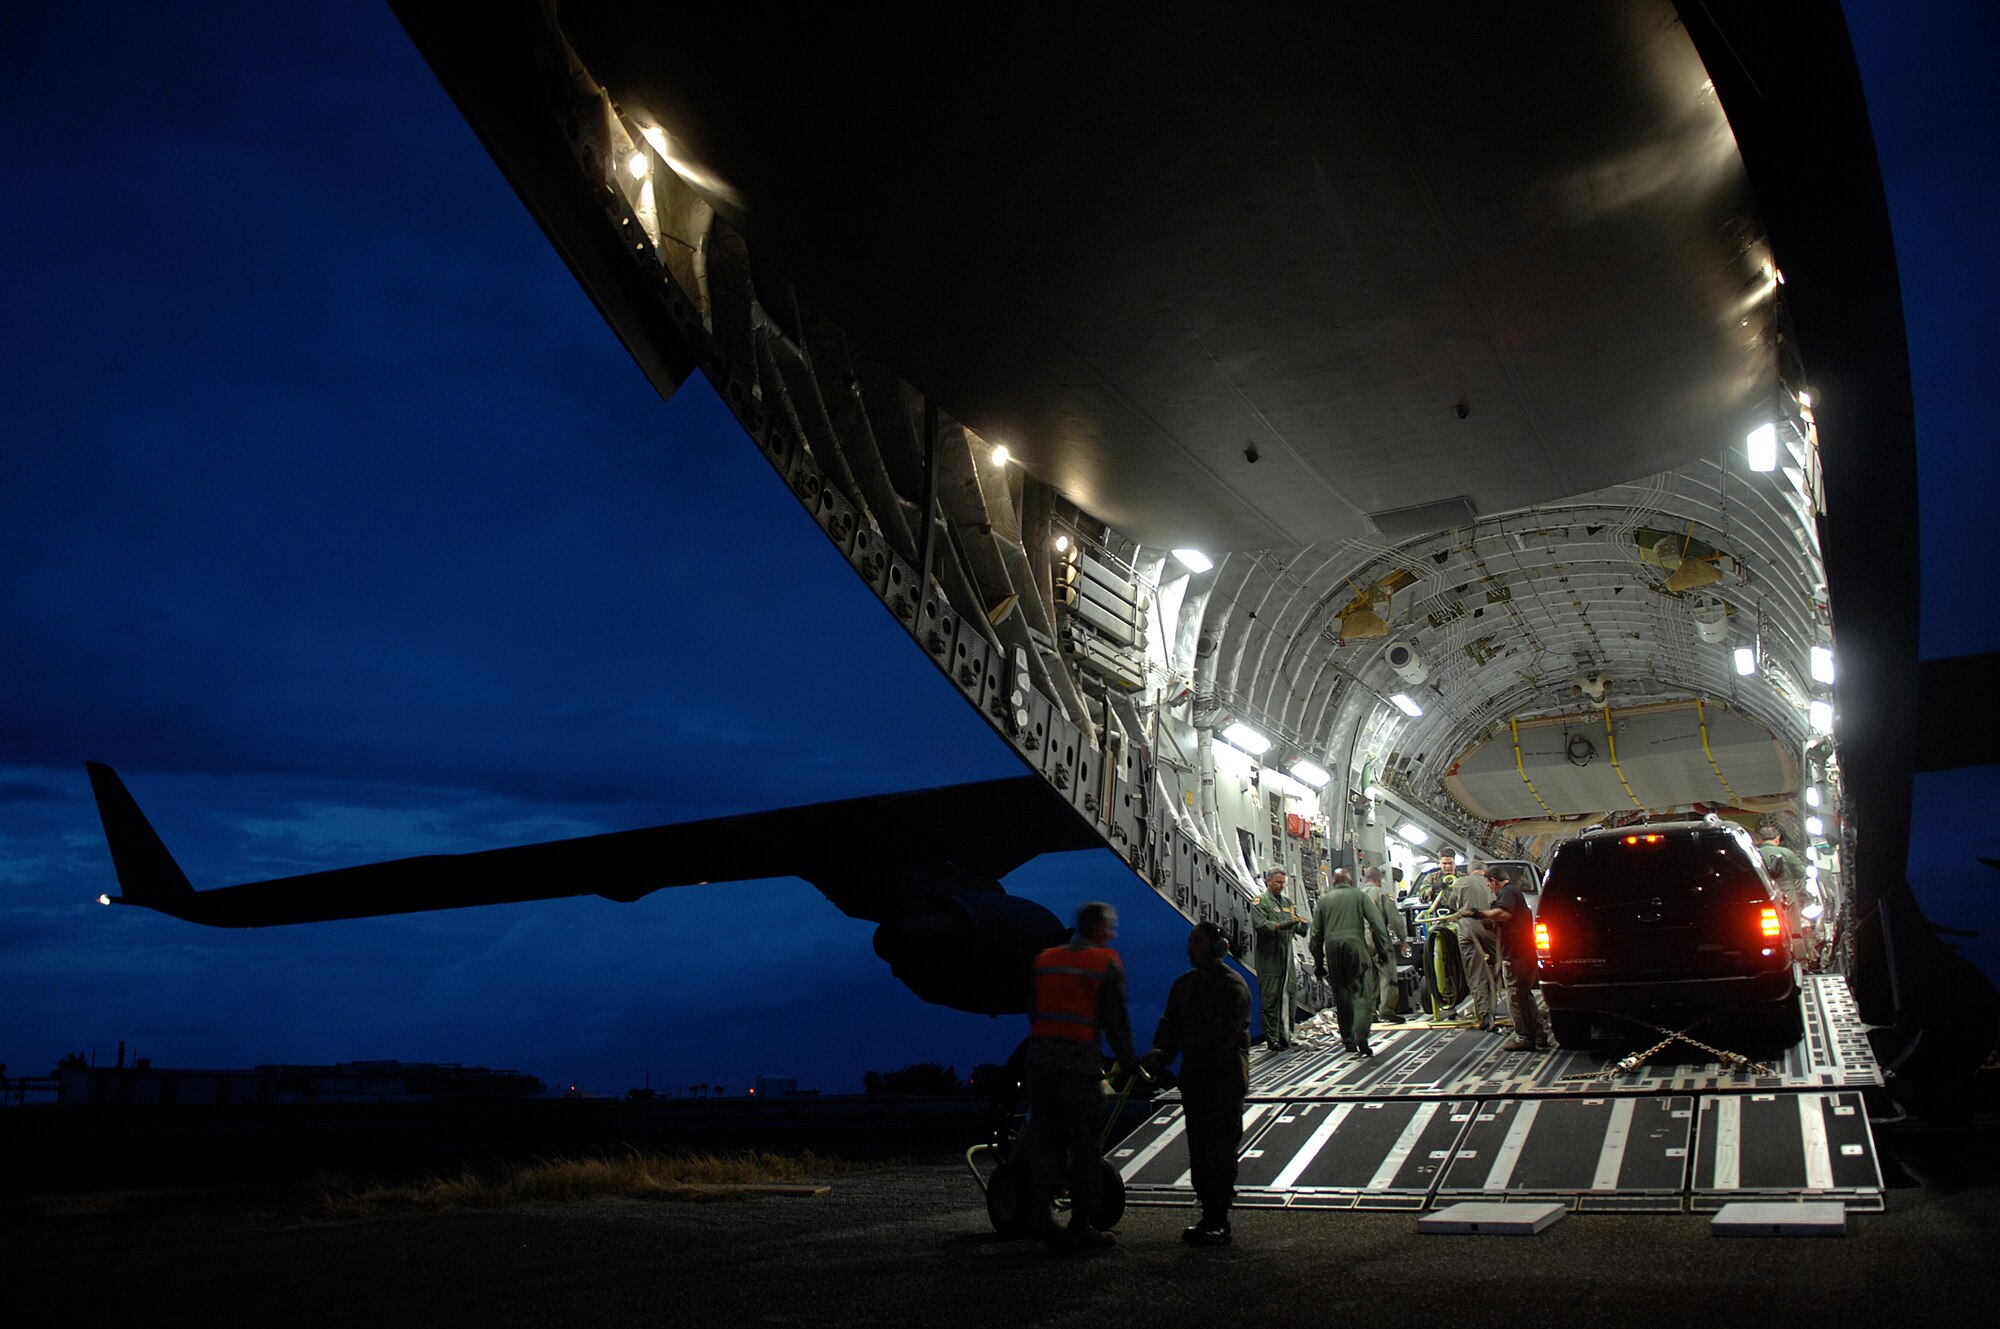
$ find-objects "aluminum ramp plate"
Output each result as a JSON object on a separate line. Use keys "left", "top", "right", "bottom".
{"left": 1689, "top": 1091, "right": 1883, "bottom": 1212}
{"left": 1435, "top": 1096, "right": 1694, "bottom": 1212}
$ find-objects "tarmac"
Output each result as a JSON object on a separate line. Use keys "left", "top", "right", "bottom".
{"left": 9, "top": 1118, "right": 1997, "bottom": 1328}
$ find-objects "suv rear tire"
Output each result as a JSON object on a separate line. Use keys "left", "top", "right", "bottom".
{"left": 1550, "top": 1010, "right": 1595, "bottom": 1048}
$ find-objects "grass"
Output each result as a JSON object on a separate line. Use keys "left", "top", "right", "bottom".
{"left": 316, "top": 1150, "right": 867, "bottom": 1221}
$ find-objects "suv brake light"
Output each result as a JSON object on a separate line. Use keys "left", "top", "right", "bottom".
{"left": 1758, "top": 905, "right": 1782, "bottom": 940}
{"left": 1534, "top": 921, "right": 1551, "bottom": 957}
{"left": 1621, "top": 833, "right": 1665, "bottom": 845}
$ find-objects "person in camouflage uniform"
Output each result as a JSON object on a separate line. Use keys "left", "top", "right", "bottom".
{"left": 1757, "top": 826, "right": 1811, "bottom": 960}
{"left": 1147, "top": 920, "right": 1252, "bottom": 1245}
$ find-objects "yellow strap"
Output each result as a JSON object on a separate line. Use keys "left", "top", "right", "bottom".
{"left": 1695, "top": 698, "right": 1741, "bottom": 805}
{"left": 1509, "top": 716, "right": 1556, "bottom": 817}
{"left": 1603, "top": 707, "right": 1645, "bottom": 810}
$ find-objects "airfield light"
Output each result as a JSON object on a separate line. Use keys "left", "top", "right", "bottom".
{"left": 1288, "top": 759, "right": 1332, "bottom": 789}
{"left": 1809, "top": 699, "right": 1834, "bottom": 733}
{"left": 1747, "top": 422, "right": 1779, "bottom": 472}
{"left": 1805, "top": 815, "right": 1825, "bottom": 838}
{"left": 1221, "top": 722, "right": 1271, "bottom": 755}
{"left": 1733, "top": 646, "right": 1757, "bottom": 676}
{"left": 1389, "top": 692, "right": 1424, "bottom": 718}
{"left": 97, "top": 893, "right": 111, "bottom": 906}
{"left": 1810, "top": 644, "right": 1836, "bottom": 685}
{"left": 1173, "top": 548, "right": 1214, "bottom": 574}
{"left": 1805, "top": 785, "right": 1820, "bottom": 808}
{"left": 1054, "top": 534, "right": 1070, "bottom": 553}
{"left": 990, "top": 444, "right": 1011, "bottom": 467}
{"left": 626, "top": 151, "right": 649, "bottom": 180}
{"left": 1397, "top": 823, "right": 1430, "bottom": 846}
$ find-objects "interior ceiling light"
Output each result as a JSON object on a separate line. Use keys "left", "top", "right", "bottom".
{"left": 626, "top": 150, "right": 649, "bottom": 179}
{"left": 1806, "top": 785, "right": 1820, "bottom": 808}
{"left": 990, "top": 444, "right": 1010, "bottom": 467}
{"left": 1747, "top": 422, "right": 1779, "bottom": 472}
{"left": 1397, "top": 823, "right": 1430, "bottom": 845}
{"left": 1288, "top": 759, "right": 1332, "bottom": 789}
{"left": 1221, "top": 721, "right": 1271, "bottom": 755}
{"left": 1389, "top": 693, "right": 1424, "bottom": 718}
{"left": 1805, "top": 815, "right": 1825, "bottom": 838}
{"left": 1809, "top": 699, "right": 1835, "bottom": 733}
{"left": 1733, "top": 646, "right": 1757, "bottom": 676}
{"left": 1810, "top": 644, "right": 1836, "bottom": 685}
{"left": 1054, "top": 534, "right": 1070, "bottom": 553}
{"left": 1173, "top": 548, "right": 1214, "bottom": 574}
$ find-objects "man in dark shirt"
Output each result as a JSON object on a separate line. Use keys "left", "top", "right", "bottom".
{"left": 1457, "top": 867, "right": 1548, "bottom": 1052}
{"left": 1147, "top": 921, "right": 1251, "bottom": 1246}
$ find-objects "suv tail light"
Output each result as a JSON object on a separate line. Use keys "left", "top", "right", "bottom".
{"left": 1758, "top": 905, "right": 1782, "bottom": 940}
{"left": 1534, "top": 920, "right": 1551, "bottom": 957}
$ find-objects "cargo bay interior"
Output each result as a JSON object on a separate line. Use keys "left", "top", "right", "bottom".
{"left": 392, "top": 1, "right": 1928, "bottom": 1210}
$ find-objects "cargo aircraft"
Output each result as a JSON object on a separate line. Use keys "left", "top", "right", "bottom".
{"left": 91, "top": 1, "right": 1997, "bottom": 1099}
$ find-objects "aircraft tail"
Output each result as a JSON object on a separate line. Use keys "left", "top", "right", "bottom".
{"left": 85, "top": 762, "right": 197, "bottom": 915}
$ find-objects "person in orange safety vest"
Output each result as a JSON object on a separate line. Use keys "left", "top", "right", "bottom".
{"left": 1021, "top": 900, "right": 1140, "bottom": 1251}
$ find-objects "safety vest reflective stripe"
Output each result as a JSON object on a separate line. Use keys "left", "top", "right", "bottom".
{"left": 1030, "top": 946, "right": 1117, "bottom": 1042}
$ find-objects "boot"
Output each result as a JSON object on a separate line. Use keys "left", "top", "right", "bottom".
{"left": 1183, "top": 1208, "right": 1232, "bottom": 1245}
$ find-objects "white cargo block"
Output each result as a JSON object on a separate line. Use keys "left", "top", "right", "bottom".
{"left": 1710, "top": 1201, "right": 1848, "bottom": 1236}
{"left": 1417, "top": 1201, "right": 1565, "bottom": 1235}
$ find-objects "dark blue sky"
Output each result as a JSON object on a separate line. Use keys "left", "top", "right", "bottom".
{"left": 3, "top": 4, "right": 1993, "bottom": 1093}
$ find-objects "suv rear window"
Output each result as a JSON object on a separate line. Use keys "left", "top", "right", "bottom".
{"left": 1544, "top": 832, "right": 1767, "bottom": 907}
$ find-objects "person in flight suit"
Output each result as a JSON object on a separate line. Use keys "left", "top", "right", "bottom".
{"left": 1361, "top": 865, "right": 1412, "bottom": 1021}
{"left": 1023, "top": 901, "right": 1139, "bottom": 1251}
{"left": 1146, "top": 920, "right": 1252, "bottom": 1246}
{"left": 1250, "top": 868, "right": 1307, "bottom": 1050}
{"left": 1308, "top": 869, "right": 1394, "bottom": 1055}
{"left": 1757, "top": 825, "right": 1813, "bottom": 963}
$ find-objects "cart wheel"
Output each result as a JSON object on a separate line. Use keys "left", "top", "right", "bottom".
{"left": 1091, "top": 1159, "right": 1126, "bottom": 1230}
{"left": 985, "top": 1162, "right": 1037, "bottom": 1237}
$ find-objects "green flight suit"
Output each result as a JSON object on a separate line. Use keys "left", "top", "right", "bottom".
{"left": 1250, "top": 887, "right": 1307, "bottom": 1048}
{"left": 1308, "top": 882, "right": 1393, "bottom": 1052}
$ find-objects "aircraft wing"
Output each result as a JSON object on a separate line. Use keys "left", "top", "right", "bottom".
{"left": 86, "top": 762, "right": 1098, "bottom": 929}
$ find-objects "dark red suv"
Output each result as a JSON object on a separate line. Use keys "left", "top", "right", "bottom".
{"left": 1534, "top": 819, "right": 1802, "bottom": 1049}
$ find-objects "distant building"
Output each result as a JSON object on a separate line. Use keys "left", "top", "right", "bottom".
{"left": 259, "top": 1060, "right": 544, "bottom": 1103}
{"left": 57, "top": 1059, "right": 273, "bottom": 1107}
{"left": 54, "top": 1058, "right": 542, "bottom": 1106}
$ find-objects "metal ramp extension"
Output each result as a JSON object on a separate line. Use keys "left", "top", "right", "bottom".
{"left": 1114, "top": 976, "right": 1885, "bottom": 1214}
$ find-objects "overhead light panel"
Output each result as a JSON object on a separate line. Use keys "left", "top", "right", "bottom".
{"left": 990, "top": 445, "right": 1010, "bottom": 467}
{"left": 1802, "top": 901, "right": 1824, "bottom": 922}
{"left": 1221, "top": 722, "right": 1271, "bottom": 755}
{"left": 1389, "top": 693, "right": 1424, "bottom": 717}
{"left": 1805, "top": 815, "right": 1824, "bottom": 838}
{"left": 1810, "top": 645, "right": 1835, "bottom": 685}
{"left": 1733, "top": 646, "right": 1757, "bottom": 676}
{"left": 1809, "top": 699, "right": 1834, "bottom": 733}
{"left": 1172, "top": 548, "right": 1214, "bottom": 574}
{"left": 627, "top": 151, "right": 649, "bottom": 179}
{"left": 1805, "top": 785, "right": 1820, "bottom": 808}
{"left": 1397, "top": 823, "right": 1430, "bottom": 845}
{"left": 1288, "top": 759, "right": 1332, "bottom": 789}
{"left": 1747, "top": 422, "right": 1779, "bottom": 472}
{"left": 1054, "top": 534, "right": 1070, "bottom": 553}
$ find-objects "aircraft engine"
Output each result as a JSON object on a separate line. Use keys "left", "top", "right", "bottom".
{"left": 871, "top": 891, "right": 1068, "bottom": 1016}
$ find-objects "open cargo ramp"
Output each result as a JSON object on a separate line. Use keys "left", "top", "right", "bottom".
{"left": 1113, "top": 975, "right": 1885, "bottom": 1214}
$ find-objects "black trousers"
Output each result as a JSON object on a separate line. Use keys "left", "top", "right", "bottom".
{"left": 1027, "top": 1068, "right": 1108, "bottom": 1224}
{"left": 1179, "top": 1072, "right": 1246, "bottom": 1216}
